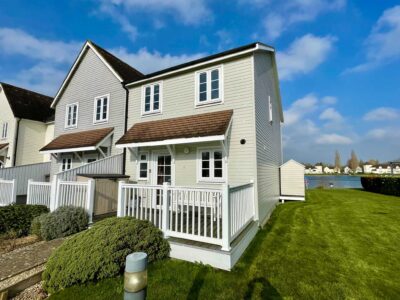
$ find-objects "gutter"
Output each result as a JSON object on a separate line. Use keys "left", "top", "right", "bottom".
{"left": 12, "top": 118, "right": 21, "bottom": 167}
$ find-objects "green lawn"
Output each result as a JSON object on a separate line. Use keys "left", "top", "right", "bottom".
{"left": 50, "top": 189, "right": 400, "bottom": 299}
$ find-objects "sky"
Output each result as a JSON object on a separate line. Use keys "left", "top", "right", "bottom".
{"left": 0, "top": 0, "right": 399, "bottom": 165}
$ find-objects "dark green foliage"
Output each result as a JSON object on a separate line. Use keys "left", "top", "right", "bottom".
{"left": 0, "top": 204, "right": 49, "bottom": 237}
{"left": 40, "top": 206, "right": 89, "bottom": 241}
{"left": 30, "top": 213, "right": 49, "bottom": 238}
{"left": 361, "top": 176, "right": 400, "bottom": 196}
{"left": 43, "top": 217, "right": 170, "bottom": 293}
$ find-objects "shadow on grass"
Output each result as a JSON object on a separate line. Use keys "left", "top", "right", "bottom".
{"left": 187, "top": 267, "right": 209, "bottom": 299}
{"left": 244, "top": 277, "right": 282, "bottom": 300}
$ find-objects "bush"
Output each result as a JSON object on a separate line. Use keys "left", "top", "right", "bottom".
{"left": 30, "top": 213, "right": 49, "bottom": 238}
{"left": 361, "top": 176, "right": 400, "bottom": 197}
{"left": 40, "top": 206, "right": 89, "bottom": 241}
{"left": 43, "top": 217, "right": 170, "bottom": 293}
{"left": 0, "top": 205, "right": 49, "bottom": 237}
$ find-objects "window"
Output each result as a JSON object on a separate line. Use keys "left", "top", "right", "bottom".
{"left": 65, "top": 103, "right": 78, "bottom": 129}
{"left": 138, "top": 153, "right": 148, "bottom": 180}
{"left": 198, "top": 149, "right": 225, "bottom": 182}
{"left": 61, "top": 157, "right": 72, "bottom": 171}
{"left": 1, "top": 122, "right": 8, "bottom": 139}
{"left": 94, "top": 95, "right": 109, "bottom": 123}
{"left": 142, "top": 83, "right": 162, "bottom": 115}
{"left": 196, "top": 67, "right": 223, "bottom": 106}
{"left": 268, "top": 96, "right": 273, "bottom": 123}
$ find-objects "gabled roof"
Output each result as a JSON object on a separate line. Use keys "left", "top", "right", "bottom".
{"left": 0, "top": 82, "right": 54, "bottom": 122}
{"left": 40, "top": 127, "right": 114, "bottom": 153}
{"left": 51, "top": 40, "right": 144, "bottom": 108}
{"left": 281, "top": 159, "right": 305, "bottom": 168}
{"left": 117, "top": 110, "right": 233, "bottom": 147}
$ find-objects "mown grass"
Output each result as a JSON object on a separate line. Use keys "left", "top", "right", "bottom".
{"left": 50, "top": 189, "right": 400, "bottom": 299}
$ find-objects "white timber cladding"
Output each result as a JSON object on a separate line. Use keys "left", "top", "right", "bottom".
{"left": 51, "top": 48, "right": 126, "bottom": 177}
{"left": 125, "top": 54, "right": 257, "bottom": 188}
{"left": 253, "top": 52, "right": 282, "bottom": 224}
{"left": 280, "top": 160, "right": 305, "bottom": 197}
{"left": 0, "top": 88, "right": 17, "bottom": 168}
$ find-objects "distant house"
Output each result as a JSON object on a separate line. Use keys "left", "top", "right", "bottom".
{"left": 0, "top": 82, "right": 54, "bottom": 168}
{"left": 363, "top": 164, "right": 373, "bottom": 174}
{"left": 355, "top": 166, "right": 363, "bottom": 174}
{"left": 323, "top": 166, "right": 334, "bottom": 174}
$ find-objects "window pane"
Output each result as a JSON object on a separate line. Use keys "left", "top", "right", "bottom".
{"left": 211, "top": 80, "right": 219, "bottom": 90}
{"left": 140, "top": 170, "right": 147, "bottom": 178}
{"left": 214, "top": 160, "right": 222, "bottom": 169}
{"left": 199, "top": 82, "right": 207, "bottom": 93}
{"left": 202, "top": 169, "right": 210, "bottom": 177}
{"left": 158, "top": 156, "right": 165, "bottom": 164}
{"left": 154, "top": 84, "right": 159, "bottom": 94}
{"left": 214, "top": 169, "right": 223, "bottom": 178}
{"left": 145, "top": 87, "right": 151, "bottom": 96}
{"left": 211, "top": 90, "right": 219, "bottom": 99}
{"left": 202, "top": 152, "right": 210, "bottom": 160}
{"left": 199, "top": 72, "right": 207, "bottom": 83}
{"left": 165, "top": 156, "right": 171, "bottom": 165}
{"left": 202, "top": 160, "right": 209, "bottom": 169}
{"left": 199, "top": 92, "right": 207, "bottom": 102}
{"left": 211, "top": 69, "right": 219, "bottom": 80}
{"left": 140, "top": 154, "right": 147, "bottom": 161}
{"left": 214, "top": 151, "right": 222, "bottom": 160}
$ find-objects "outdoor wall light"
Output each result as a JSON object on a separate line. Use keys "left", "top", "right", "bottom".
{"left": 124, "top": 252, "right": 148, "bottom": 299}
{"left": 184, "top": 147, "right": 190, "bottom": 154}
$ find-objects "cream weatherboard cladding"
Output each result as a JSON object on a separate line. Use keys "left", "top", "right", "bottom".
{"left": 253, "top": 52, "right": 282, "bottom": 224}
{"left": 125, "top": 54, "right": 257, "bottom": 188}
{"left": 0, "top": 90, "right": 16, "bottom": 168}
{"left": 51, "top": 48, "right": 126, "bottom": 176}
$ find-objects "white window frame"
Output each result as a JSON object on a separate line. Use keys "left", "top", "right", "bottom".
{"left": 1, "top": 122, "right": 8, "bottom": 139}
{"left": 65, "top": 103, "right": 79, "bottom": 129}
{"left": 93, "top": 94, "right": 110, "bottom": 124}
{"left": 197, "top": 147, "right": 226, "bottom": 183}
{"left": 137, "top": 151, "right": 149, "bottom": 180}
{"left": 195, "top": 65, "right": 224, "bottom": 107}
{"left": 60, "top": 155, "right": 73, "bottom": 172}
{"left": 141, "top": 82, "right": 163, "bottom": 116}
{"left": 268, "top": 95, "right": 273, "bottom": 124}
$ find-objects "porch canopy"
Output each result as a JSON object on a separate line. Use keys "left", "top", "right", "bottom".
{"left": 116, "top": 110, "right": 233, "bottom": 149}
{"left": 40, "top": 127, "right": 114, "bottom": 157}
{"left": 0, "top": 143, "right": 9, "bottom": 152}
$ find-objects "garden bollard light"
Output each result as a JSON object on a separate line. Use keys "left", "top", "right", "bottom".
{"left": 124, "top": 252, "right": 148, "bottom": 300}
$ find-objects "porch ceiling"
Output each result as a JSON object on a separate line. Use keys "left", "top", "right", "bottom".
{"left": 40, "top": 127, "right": 113, "bottom": 154}
{"left": 116, "top": 110, "right": 233, "bottom": 148}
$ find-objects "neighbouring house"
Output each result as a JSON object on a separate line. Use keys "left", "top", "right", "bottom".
{"left": 344, "top": 166, "right": 351, "bottom": 174}
{"left": 323, "top": 166, "right": 334, "bottom": 174}
{"left": 40, "top": 41, "right": 144, "bottom": 176}
{"left": 310, "top": 165, "right": 323, "bottom": 174}
{"left": 0, "top": 82, "right": 54, "bottom": 168}
{"left": 355, "top": 166, "right": 363, "bottom": 174}
{"left": 115, "top": 42, "right": 284, "bottom": 269}
{"left": 363, "top": 164, "right": 373, "bottom": 174}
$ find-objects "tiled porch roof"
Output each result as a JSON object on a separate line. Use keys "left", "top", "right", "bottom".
{"left": 40, "top": 127, "right": 113, "bottom": 153}
{"left": 0, "top": 143, "right": 9, "bottom": 150}
{"left": 117, "top": 110, "right": 233, "bottom": 146}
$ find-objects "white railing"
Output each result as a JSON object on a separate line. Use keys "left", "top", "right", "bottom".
{"left": 0, "top": 162, "right": 50, "bottom": 196}
{"left": 229, "top": 182, "right": 255, "bottom": 241}
{"left": 26, "top": 180, "right": 52, "bottom": 208}
{"left": 118, "top": 182, "right": 254, "bottom": 250}
{"left": 55, "top": 154, "right": 124, "bottom": 181}
{"left": 54, "top": 179, "right": 95, "bottom": 223}
{"left": 0, "top": 179, "right": 16, "bottom": 206}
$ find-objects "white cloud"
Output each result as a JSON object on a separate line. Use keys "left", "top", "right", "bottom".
{"left": 96, "top": 0, "right": 211, "bottom": 34}
{"left": 366, "top": 127, "right": 400, "bottom": 140}
{"left": 363, "top": 107, "right": 400, "bottom": 121}
{"left": 316, "top": 134, "right": 352, "bottom": 145}
{"left": 257, "top": 0, "right": 346, "bottom": 40}
{"left": 283, "top": 93, "right": 319, "bottom": 126}
{"left": 111, "top": 47, "right": 205, "bottom": 74}
{"left": 346, "top": 5, "right": 400, "bottom": 72}
{"left": 277, "top": 34, "right": 336, "bottom": 80}
{"left": 321, "top": 96, "right": 337, "bottom": 105}
{"left": 0, "top": 27, "right": 80, "bottom": 64}
{"left": 320, "top": 108, "right": 343, "bottom": 122}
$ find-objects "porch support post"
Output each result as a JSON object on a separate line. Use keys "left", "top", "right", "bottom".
{"left": 74, "top": 152, "right": 83, "bottom": 162}
{"left": 162, "top": 182, "right": 170, "bottom": 237}
{"left": 117, "top": 181, "right": 126, "bottom": 217}
{"left": 11, "top": 179, "right": 17, "bottom": 204}
{"left": 221, "top": 183, "right": 231, "bottom": 251}
{"left": 86, "top": 179, "right": 95, "bottom": 224}
{"left": 50, "top": 176, "right": 58, "bottom": 212}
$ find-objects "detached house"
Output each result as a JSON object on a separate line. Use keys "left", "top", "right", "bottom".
{"left": 40, "top": 41, "right": 144, "bottom": 176}
{"left": 0, "top": 82, "right": 54, "bottom": 168}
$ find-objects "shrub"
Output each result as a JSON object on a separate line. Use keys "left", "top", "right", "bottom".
{"left": 30, "top": 213, "right": 49, "bottom": 238}
{"left": 361, "top": 176, "right": 400, "bottom": 197}
{"left": 43, "top": 217, "right": 170, "bottom": 293}
{"left": 40, "top": 206, "right": 89, "bottom": 241}
{"left": 0, "top": 205, "right": 49, "bottom": 237}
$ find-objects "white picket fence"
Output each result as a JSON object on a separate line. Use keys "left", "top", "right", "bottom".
{"left": 26, "top": 180, "right": 52, "bottom": 207}
{"left": 118, "top": 181, "right": 255, "bottom": 250}
{"left": 0, "top": 179, "right": 17, "bottom": 206}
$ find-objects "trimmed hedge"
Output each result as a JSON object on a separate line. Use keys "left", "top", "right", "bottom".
{"left": 43, "top": 217, "right": 170, "bottom": 293}
{"left": 361, "top": 176, "right": 400, "bottom": 197}
{"left": 39, "top": 206, "right": 89, "bottom": 241}
{"left": 0, "top": 205, "right": 49, "bottom": 237}
{"left": 30, "top": 213, "right": 49, "bottom": 238}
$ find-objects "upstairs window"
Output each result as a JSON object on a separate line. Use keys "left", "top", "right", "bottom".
{"left": 94, "top": 95, "right": 109, "bottom": 123}
{"left": 142, "top": 83, "right": 162, "bottom": 115}
{"left": 61, "top": 156, "right": 72, "bottom": 171}
{"left": 198, "top": 149, "right": 225, "bottom": 182}
{"left": 65, "top": 103, "right": 78, "bottom": 129}
{"left": 138, "top": 152, "right": 149, "bottom": 180}
{"left": 196, "top": 67, "right": 223, "bottom": 106}
{"left": 1, "top": 122, "right": 8, "bottom": 139}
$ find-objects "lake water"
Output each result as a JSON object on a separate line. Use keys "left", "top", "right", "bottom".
{"left": 305, "top": 175, "right": 362, "bottom": 189}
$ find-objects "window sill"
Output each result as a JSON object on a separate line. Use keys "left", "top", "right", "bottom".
{"left": 64, "top": 126, "right": 77, "bottom": 130}
{"left": 141, "top": 111, "right": 162, "bottom": 118}
{"left": 197, "top": 179, "right": 226, "bottom": 184}
{"left": 93, "top": 120, "right": 109, "bottom": 125}
{"left": 195, "top": 100, "right": 223, "bottom": 109}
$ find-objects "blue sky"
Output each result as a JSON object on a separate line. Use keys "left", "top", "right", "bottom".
{"left": 0, "top": 0, "right": 399, "bottom": 164}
